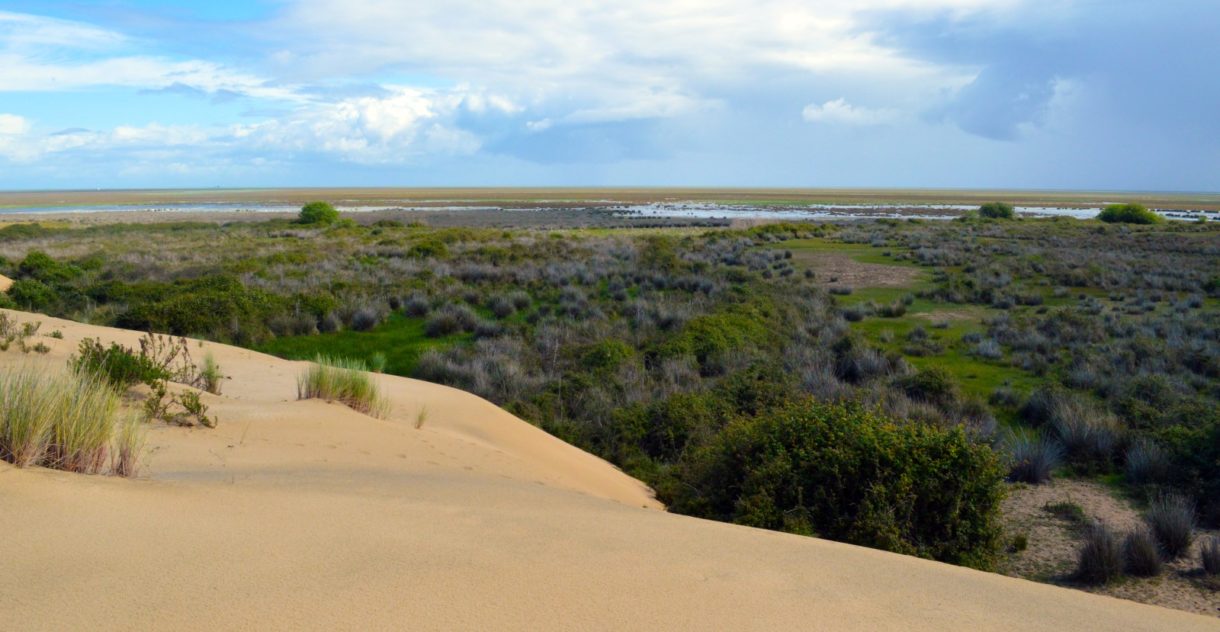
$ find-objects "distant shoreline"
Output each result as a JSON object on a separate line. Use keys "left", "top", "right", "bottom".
{"left": 2, "top": 187, "right": 1219, "bottom": 212}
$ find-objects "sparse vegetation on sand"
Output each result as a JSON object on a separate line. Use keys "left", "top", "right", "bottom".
{"left": 297, "top": 355, "right": 390, "bottom": 418}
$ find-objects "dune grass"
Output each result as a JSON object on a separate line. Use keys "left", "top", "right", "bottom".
{"left": 297, "top": 355, "right": 391, "bottom": 418}
{"left": 0, "top": 364, "right": 61, "bottom": 466}
{"left": 0, "top": 364, "right": 140, "bottom": 476}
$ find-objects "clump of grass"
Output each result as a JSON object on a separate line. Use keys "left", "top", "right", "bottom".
{"left": 1004, "top": 430, "right": 1062, "bottom": 484}
{"left": 1202, "top": 537, "right": 1220, "bottom": 575}
{"left": 199, "top": 352, "right": 223, "bottom": 395}
{"left": 1075, "top": 521, "right": 1123, "bottom": 585}
{"left": 0, "top": 364, "right": 61, "bottom": 466}
{"left": 1146, "top": 494, "right": 1195, "bottom": 559}
{"left": 1124, "top": 439, "right": 1169, "bottom": 485}
{"left": 1123, "top": 528, "right": 1163, "bottom": 577}
{"left": 297, "top": 355, "right": 390, "bottom": 418}
{"left": 45, "top": 370, "right": 121, "bottom": 474}
{"left": 369, "top": 352, "right": 387, "bottom": 373}
{"left": 1049, "top": 396, "right": 1119, "bottom": 466}
{"left": 111, "top": 414, "right": 145, "bottom": 477}
{"left": 0, "top": 364, "right": 135, "bottom": 476}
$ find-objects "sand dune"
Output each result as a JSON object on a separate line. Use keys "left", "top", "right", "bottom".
{"left": 0, "top": 310, "right": 1213, "bottom": 630}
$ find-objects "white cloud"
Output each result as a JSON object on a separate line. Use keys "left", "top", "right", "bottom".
{"left": 0, "top": 12, "right": 300, "bottom": 101}
{"left": 272, "top": 0, "right": 993, "bottom": 123}
{"left": 0, "top": 113, "right": 29, "bottom": 135}
{"left": 236, "top": 87, "right": 508, "bottom": 163}
{"left": 802, "top": 98, "right": 897, "bottom": 125}
{"left": 0, "top": 10, "right": 125, "bottom": 51}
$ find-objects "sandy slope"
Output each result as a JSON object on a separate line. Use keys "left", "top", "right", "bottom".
{"left": 0, "top": 274, "right": 12, "bottom": 292}
{"left": 0, "top": 310, "right": 1214, "bottom": 631}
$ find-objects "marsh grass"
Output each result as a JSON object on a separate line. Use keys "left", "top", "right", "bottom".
{"left": 0, "top": 364, "right": 133, "bottom": 476}
{"left": 297, "top": 355, "right": 390, "bottom": 418}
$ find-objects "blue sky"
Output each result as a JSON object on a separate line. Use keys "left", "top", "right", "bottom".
{"left": 0, "top": 0, "right": 1216, "bottom": 190}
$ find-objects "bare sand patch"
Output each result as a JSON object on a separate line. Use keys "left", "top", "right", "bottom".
{"left": 0, "top": 274, "right": 11, "bottom": 292}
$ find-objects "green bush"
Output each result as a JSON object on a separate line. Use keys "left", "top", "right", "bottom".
{"left": 298, "top": 201, "right": 340, "bottom": 225}
{"left": 660, "top": 301, "right": 774, "bottom": 369}
{"left": 17, "top": 251, "right": 82, "bottom": 283}
{"left": 5, "top": 279, "right": 59, "bottom": 310}
{"left": 978, "top": 202, "right": 1015, "bottom": 219}
{"left": 580, "top": 339, "right": 636, "bottom": 372}
{"left": 71, "top": 338, "right": 170, "bottom": 391}
{"left": 116, "top": 276, "right": 281, "bottom": 341}
{"left": 670, "top": 399, "right": 1005, "bottom": 568}
{"left": 895, "top": 366, "right": 959, "bottom": 407}
{"left": 407, "top": 239, "right": 449, "bottom": 259}
{"left": 1097, "top": 203, "right": 1163, "bottom": 225}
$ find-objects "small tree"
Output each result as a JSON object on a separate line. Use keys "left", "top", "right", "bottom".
{"left": 1097, "top": 203, "right": 1162, "bottom": 225}
{"left": 298, "top": 201, "right": 340, "bottom": 225}
{"left": 979, "top": 202, "right": 1015, "bottom": 219}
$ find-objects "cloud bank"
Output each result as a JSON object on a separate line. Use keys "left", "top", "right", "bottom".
{"left": 0, "top": 1, "right": 1215, "bottom": 189}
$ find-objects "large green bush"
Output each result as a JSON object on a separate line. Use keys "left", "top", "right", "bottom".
{"left": 298, "top": 201, "right": 340, "bottom": 225}
{"left": 116, "top": 275, "right": 281, "bottom": 341}
{"left": 1097, "top": 203, "right": 1163, "bottom": 225}
{"left": 670, "top": 399, "right": 1005, "bottom": 568}
{"left": 978, "top": 202, "right": 1015, "bottom": 219}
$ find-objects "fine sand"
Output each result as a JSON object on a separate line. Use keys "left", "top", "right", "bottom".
{"left": 0, "top": 309, "right": 1214, "bottom": 631}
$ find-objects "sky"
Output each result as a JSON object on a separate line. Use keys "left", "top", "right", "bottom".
{"left": 0, "top": 0, "right": 1216, "bottom": 191}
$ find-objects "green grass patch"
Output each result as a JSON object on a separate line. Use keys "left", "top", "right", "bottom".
{"left": 255, "top": 312, "right": 467, "bottom": 376}
{"left": 770, "top": 238, "right": 925, "bottom": 268}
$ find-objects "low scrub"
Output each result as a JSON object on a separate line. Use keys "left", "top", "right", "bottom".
{"left": 297, "top": 355, "right": 390, "bottom": 418}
